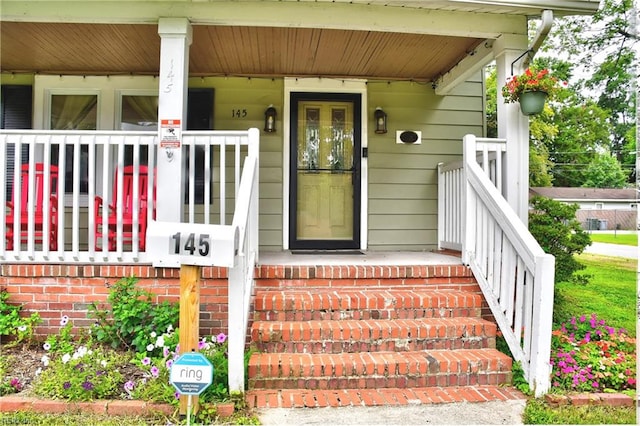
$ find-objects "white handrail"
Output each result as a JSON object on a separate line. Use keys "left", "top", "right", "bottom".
{"left": 227, "top": 128, "right": 260, "bottom": 394}
{"left": 439, "top": 134, "right": 555, "bottom": 396}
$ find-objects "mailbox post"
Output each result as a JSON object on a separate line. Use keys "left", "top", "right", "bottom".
{"left": 147, "top": 220, "right": 238, "bottom": 414}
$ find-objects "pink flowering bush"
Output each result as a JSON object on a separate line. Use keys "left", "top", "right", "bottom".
{"left": 550, "top": 314, "right": 636, "bottom": 393}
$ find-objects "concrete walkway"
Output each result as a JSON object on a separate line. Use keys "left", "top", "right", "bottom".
{"left": 584, "top": 242, "right": 638, "bottom": 259}
{"left": 257, "top": 399, "right": 526, "bottom": 425}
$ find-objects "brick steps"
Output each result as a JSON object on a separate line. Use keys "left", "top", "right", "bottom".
{"left": 254, "top": 289, "right": 483, "bottom": 321}
{"left": 251, "top": 317, "right": 497, "bottom": 353}
{"left": 248, "top": 349, "right": 511, "bottom": 390}
{"left": 245, "top": 386, "right": 526, "bottom": 409}
{"left": 248, "top": 264, "right": 511, "bottom": 409}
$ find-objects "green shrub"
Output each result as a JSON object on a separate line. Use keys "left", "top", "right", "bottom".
{"left": 87, "top": 276, "right": 179, "bottom": 354}
{"left": 528, "top": 196, "right": 592, "bottom": 283}
{"left": 0, "top": 289, "right": 41, "bottom": 346}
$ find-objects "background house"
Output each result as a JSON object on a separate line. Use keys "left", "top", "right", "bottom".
{"left": 530, "top": 187, "right": 639, "bottom": 230}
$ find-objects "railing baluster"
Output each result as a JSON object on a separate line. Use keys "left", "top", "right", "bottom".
{"left": 56, "top": 135, "right": 67, "bottom": 261}
{"left": 71, "top": 135, "right": 81, "bottom": 259}
{"left": 116, "top": 136, "right": 125, "bottom": 257}
{"left": 88, "top": 135, "right": 97, "bottom": 260}
{"left": 0, "top": 135, "right": 7, "bottom": 259}
{"left": 204, "top": 137, "right": 211, "bottom": 224}
{"left": 188, "top": 137, "right": 196, "bottom": 223}
{"left": 132, "top": 135, "right": 140, "bottom": 258}
{"left": 220, "top": 137, "right": 226, "bottom": 225}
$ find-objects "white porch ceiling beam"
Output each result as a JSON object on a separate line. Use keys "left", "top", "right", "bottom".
{"left": 434, "top": 39, "right": 495, "bottom": 96}
{"left": 1, "top": 1, "right": 525, "bottom": 39}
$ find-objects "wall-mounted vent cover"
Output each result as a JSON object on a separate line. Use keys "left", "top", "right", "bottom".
{"left": 396, "top": 130, "right": 421, "bottom": 144}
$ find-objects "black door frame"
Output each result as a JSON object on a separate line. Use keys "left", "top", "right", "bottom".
{"left": 289, "top": 92, "right": 362, "bottom": 250}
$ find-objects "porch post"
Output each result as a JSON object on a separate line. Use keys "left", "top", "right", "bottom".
{"left": 493, "top": 34, "right": 530, "bottom": 224}
{"left": 156, "top": 18, "right": 192, "bottom": 222}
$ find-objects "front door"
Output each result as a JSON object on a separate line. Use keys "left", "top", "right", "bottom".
{"left": 289, "top": 93, "right": 361, "bottom": 250}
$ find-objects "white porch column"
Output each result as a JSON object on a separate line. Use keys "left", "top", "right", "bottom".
{"left": 494, "top": 34, "right": 530, "bottom": 224}
{"left": 157, "top": 18, "right": 192, "bottom": 222}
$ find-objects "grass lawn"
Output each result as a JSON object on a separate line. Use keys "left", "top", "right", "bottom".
{"left": 588, "top": 232, "right": 638, "bottom": 246}
{"left": 0, "top": 412, "right": 169, "bottom": 425}
{"left": 524, "top": 399, "right": 636, "bottom": 424}
{"left": 525, "top": 252, "right": 637, "bottom": 425}
{"left": 552, "top": 253, "right": 637, "bottom": 335}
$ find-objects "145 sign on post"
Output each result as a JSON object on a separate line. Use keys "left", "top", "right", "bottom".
{"left": 171, "top": 231, "right": 211, "bottom": 257}
{"left": 147, "top": 221, "right": 239, "bottom": 268}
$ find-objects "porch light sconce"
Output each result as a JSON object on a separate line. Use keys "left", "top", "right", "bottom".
{"left": 374, "top": 107, "right": 387, "bottom": 134}
{"left": 264, "top": 104, "right": 277, "bottom": 133}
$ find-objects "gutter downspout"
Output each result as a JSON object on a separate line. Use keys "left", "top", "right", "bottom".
{"left": 522, "top": 9, "right": 554, "bottom": 69}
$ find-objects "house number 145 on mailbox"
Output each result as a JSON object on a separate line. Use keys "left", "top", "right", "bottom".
{"left": 171, "top": 232, "right": 210, "bottom": 257}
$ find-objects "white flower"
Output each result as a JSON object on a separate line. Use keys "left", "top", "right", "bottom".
{"left": 17, "top": 325, "right": 27, "bottom": 332}
{"left": 146, "top": 344, "right": 155, "bottom": 352}
{"left": 61, "top": 354, "right": 71, "bottom": 364}
{"left": 41, "top": 355, "right": 50, "bottom": 367}
{"left": 150, "top": 331, "right": 157, "bottom": 338}
{"left": 155, "top": 336, "right": 165, "bottom": 348}
{"left": 43, "top": 342, "right": 51, "bottom": 351}
{"left": 73, "top": 346, "right": 88, "bottom": 359}
{"left": 35, "top": 368, "right": 42, "bottom": 376}
{"left": 100, "top": 360, "right": 108, "bottom": 368}
{"left": 167, "top": 325, "right": 174, "bottom": 333}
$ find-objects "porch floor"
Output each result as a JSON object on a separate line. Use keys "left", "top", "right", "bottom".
{"left": 258, "top": 250, "right": 462, "bottom": 266}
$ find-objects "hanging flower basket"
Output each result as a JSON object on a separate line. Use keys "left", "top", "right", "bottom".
{"left": 502, "top": 67, "right": 564, "bottom": 116}
{"left": 518, "top": 90, "right": 548, "bottom": 116}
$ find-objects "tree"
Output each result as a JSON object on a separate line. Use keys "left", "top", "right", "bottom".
{"left": 542, "top": 0, "right": 638, "bottom": 183}
{"left": 528, "top": 196, "right": 591, "bottom": 283}
{"left": 581, "top": 154, "right": 629, "bottom": 188}
{"left": 547, "top": 97, "right": 614, "bottom": 187}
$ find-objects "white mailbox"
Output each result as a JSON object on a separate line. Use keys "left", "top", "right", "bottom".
{"left": 146, "top": 220, "right": 239, "bottom": 268}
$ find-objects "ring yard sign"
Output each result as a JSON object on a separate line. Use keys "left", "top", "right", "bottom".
{"left": 170, "top": 352, "right": 214, "bottom": 396}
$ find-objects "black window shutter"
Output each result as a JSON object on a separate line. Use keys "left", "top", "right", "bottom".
{"left": 1, "top": 85, "right": 33, "bottom": 194}
{"left": 185, "top": 88, "right": 214, "bottom": 203}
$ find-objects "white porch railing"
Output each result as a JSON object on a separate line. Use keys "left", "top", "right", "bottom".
{"left": 438, "top": 134, "right": 555, "bottom": 397}
{"left": 0, "top": 129, "right": 257, "bottom": 263}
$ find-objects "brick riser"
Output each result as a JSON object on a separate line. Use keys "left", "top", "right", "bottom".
{"left": 248, "top": 350, "right": 512, "bottom": 389}
{"left": 247, "top": 263, "right": 515, "bottom": 408}
{"left": 252, "top": 318, "right": 496, "bottom": 353}
{"left": 254, "top": 290, "right": 483, "bottom": 321}
{"left": 255, "top": 264, "right": 479, "bottom": 291}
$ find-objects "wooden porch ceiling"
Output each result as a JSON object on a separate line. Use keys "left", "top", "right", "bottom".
{"left": 0, "top": 22, "right": 483, "bottom": 82}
